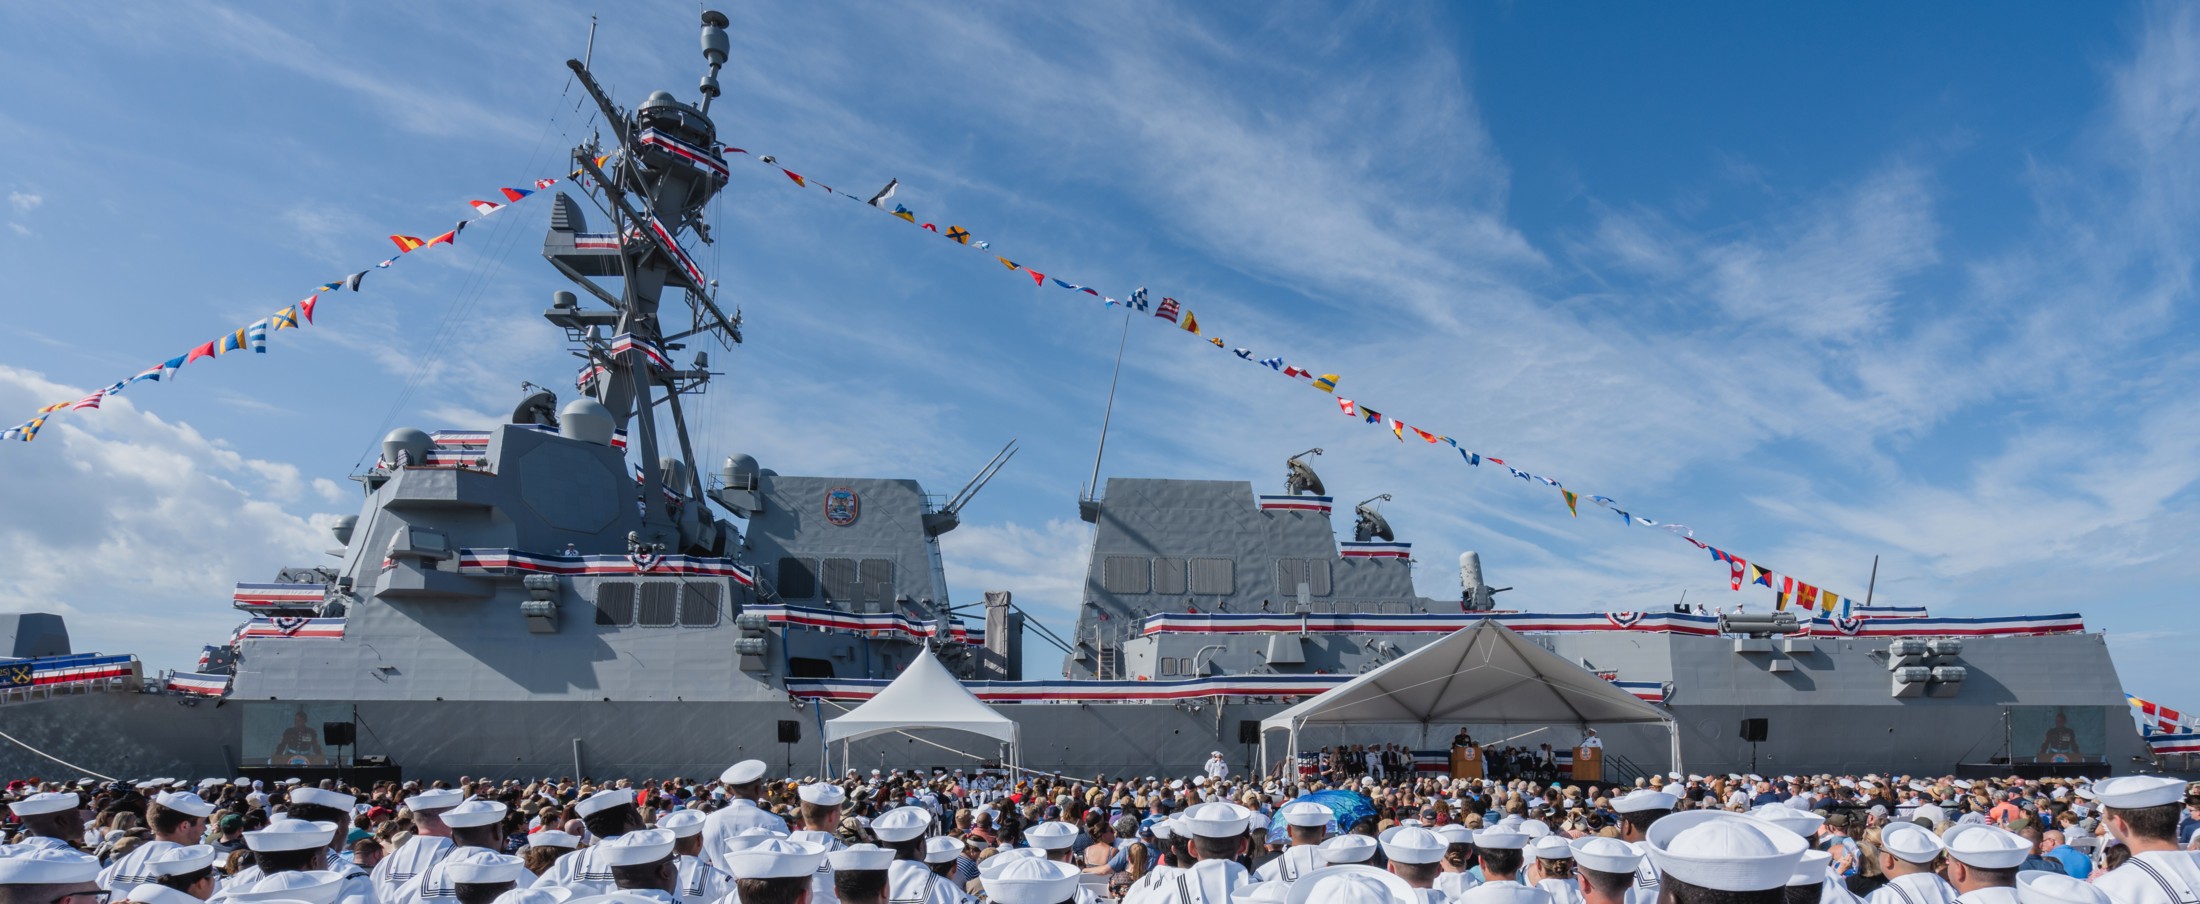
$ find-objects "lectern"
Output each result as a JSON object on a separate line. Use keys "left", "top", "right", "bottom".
{"left": 1572, "top": 745, "right": 1602, "bottom": 781}
{"left": 1450, "top": 745, "right": 1483, "bottom": 780}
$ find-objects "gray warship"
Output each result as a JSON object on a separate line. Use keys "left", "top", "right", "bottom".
{"left": 0, "top": 12, "right": 2152, "bottom": 784}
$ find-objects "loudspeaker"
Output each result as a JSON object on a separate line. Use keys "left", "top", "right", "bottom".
{"left": 1739, "top": 718, "right": 1768, "bottom": 743}
{"left": 777, "top": 720, "right": 801, "bottom": 743}
{"left": 322, "top": 721, "right": 355, "bottom": 746}
{"left": 1239, "top": 720, "right": 1260, "bottom": 744}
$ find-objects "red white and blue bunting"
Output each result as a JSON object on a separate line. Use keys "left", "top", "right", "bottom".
{"left": 165, "top": 671, "right": 231, "bottom": 697}
{"left": 1139, "top": 611, "right": 2084, "bottom": 638}
{"left": 2146, "top": 731, "right": 2200, "bottom": 756}
{"left": 1258, "top": 495, "right": 1333, "bottom": 515}
{"left": 0, "top": 653, "right": 138, "bottom": 688}
{"left": 748, "top": 603, "right": 982, "bottom": 645}
{"left": 1338, "top": 541, "right": 1412, "bottom": 560}
{"left": 231, "top": 583, "right": 326, "bottom": 609}
{"left": 456, "top": 548, "right": 757, "bottom": 587}
{"left": 234, "top": 617, "right": 346, "bottom": 641}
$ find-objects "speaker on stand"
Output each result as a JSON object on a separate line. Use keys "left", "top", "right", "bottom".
{"left": 778, "top": 720, "right": 800, "bottom": 776}
{"left": 322, "top": 721, "right": 356, "bottom": 780}
{"left": 1739, "top": 718, "right": 1768, "bottom": 774}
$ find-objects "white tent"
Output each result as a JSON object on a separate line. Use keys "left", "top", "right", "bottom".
{"left": 1259, "top": 620, "right": 1680, "bottom": 775}
{"left": 822, "top": 646, "right": 1020, "bottom": 771}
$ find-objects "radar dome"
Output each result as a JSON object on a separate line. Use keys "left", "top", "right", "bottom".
{"left": 559, "top": 398, "right": 615, "bottom": 445}
{"left": 382, "top": 428, "right": 432, "bottom": 468}
{"left": 720, "top": 453, "right": 760, "bottom": 489}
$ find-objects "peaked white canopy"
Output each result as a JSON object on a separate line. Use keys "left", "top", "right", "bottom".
{"left": 1260, "top": 620, "right": 1679, "bottom": 773}
{"left": 823, "top": 647, "right": 1019, "bottom": 748}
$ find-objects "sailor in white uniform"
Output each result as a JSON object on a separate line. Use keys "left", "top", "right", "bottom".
{"left": 123, "top": 845, "right": 220, "bottom": 904}
{"left": 1252, "top": 802, "right": 1331, "bottom": 887}
{"left": 220, "top": 869, "right": 346, "bottom": 904}
{"left": 1203, "top": 752, "right": 1230, "bottom": 784}
{"left": 977, "top": 857, "right": 1080, "bottom": 904}
{"left": 374, "top": 789, "right": 465, "bottom": 904}
{"left": 521, "top": 832, "right": 581, "bottom": 877}
{"left": 1317, "top": 835, "right": 1378, "bottom": 869}
{"left": 1747, "top": 804, "right": 1857, "bottom": 903}
{"left": 918, "top": 838, "right": 971, "bottom": 904}
{"left": 396, "top": 800, "right": 510, "bottom": 904}
{"left": 1433, "top": 825, "right": 1482, "bottom": 900}
{"left": 657, "top": 810, "right": 727, "bottom": 904}
{"left": 1380, "top": 825, "right": 1452, "bottom": 904}
{"left": 1279, "top": 865, "right": 1417, "bottom": 903}
{"left": 438, "top": 851, "right": 529, "bottom": 904}
{"left": 7, "top": 792, "right": 87, "bottom": 854}
{"left": 1024, "top": 822, "right": 1080, "bottom": 867}
{"left": 827, "top": 845, "right": 895, "bottom": 904}
{"left": 1124, "top": 802, "right": 1255, "bottom": 904}
{"left": 723, "top": 839, "right": 827, "bottom": 904}
{"left": 2085, "top": 776, "right": 2200, "bottom": 904}
{"left": 99, "top": 791, "right": 217, "bottom": 897}
{"left": 1609, "top": 789, "right": 1674, "bottom": 904}
{"left": 531, "top": 790, "right": 646, "bottom": 896}
{"left": 1940, "top": 824, "right": 2029, "bottom": 904}
{"left": 282, "top": 788, "right": 371, "bottom": 904}
{"left": 1528, "top": 836, "right": 1587, "bottom": 904}
{"left": 787, "top": 783, "right": 849, "bottom": 904}
{"left": 699, "top": 762, "right": 786, "bottom": 872}
{"left": 1862, "top": 823, "right": 1958, "bottom": 904}
{"left": 2010, "top": 870, "right": 2110, "bottom": 904}
{"left": 586, "top": 829, "right": 683, "bottom": 904}
{"left": 215, "top": 819, "right": 352, "bottom": 904}
{"left": 871, "top": 806, "right": 961, "bottom": 904}
{"left": 1119, "top": 818, "right": 1185, "bottom": 904}
{"left": 1569, "top": 837, "right": 1643, "bottom": 904}
{"left": 1640, "top": 811, "right": 1807, "bottom": 904}
{"left": 1456, "top": 829, "right": 1549, "bottom": 904}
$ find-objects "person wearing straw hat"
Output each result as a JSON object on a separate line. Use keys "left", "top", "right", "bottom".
{"left": 2086, "top": 776, "right": 2200, "bottom": 904}
{"left": 700, "top": 762, "right": 786, "bottom": 872}
{"left": 827, "top": 844, "right": 893, "bottom": 904}
{"left": 375, "top": 789, "right": 466, "bottom": 904}
{"left": 99, "top": 791, "right": 217, "bottom": 897}
{"left": 1864, "top": 823, "right": 1957, "bottom": 904}
{"left": 723, "top": 838, "right": 826, "bottom": 904}
{"left": 1253, "top": 802, "right": 1331, "bottom": 887}
{"left": 124, "top": 844, "right": 220, "bottom": 904}
{"left": 870, "top": 806, "right": 958, "bottom": 904}
{"left": 787, "top": 784, "right": 846, "bottom": 904}
{"left": 400, "top": 800, "right": 510, "bottom": 904}
{"left": 1940, "top": 824, "right": 2029, "bottom": 904}
{"left": 1642, "top": 811, "right": 1807, "bottom": 904}
{"left": 1568, "top": 837, "right": 1642, "bottom": 904}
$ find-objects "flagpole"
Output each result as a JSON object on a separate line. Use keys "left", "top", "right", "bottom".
{"left": 1084, "top": 309, "right": 1133, "bottom": 504}
{"left": 1863, "top": 555, "right": 1880, "bottom": 607}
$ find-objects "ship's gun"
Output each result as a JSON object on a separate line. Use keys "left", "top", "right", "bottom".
{"left": 1717, "top": 611, "right": 1800, "bottom": 638}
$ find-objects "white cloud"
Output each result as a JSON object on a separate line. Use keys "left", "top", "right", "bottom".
{"left": 6, "top": 191, "right": 39, "bottom": 214}
{"left": 7, "top": 223, "right": 25, "bottom": 237}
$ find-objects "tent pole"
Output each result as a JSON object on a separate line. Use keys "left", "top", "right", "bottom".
{"left": 1667, "top": 719, "right": 1683, "bottom": 775}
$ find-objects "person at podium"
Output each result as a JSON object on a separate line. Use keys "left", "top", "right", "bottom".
{"left": 1579, "top": 729, "right": 1602, "bottom": 750}
{"left": 1452, "top": 728, "right": 1475, "bottom": 750}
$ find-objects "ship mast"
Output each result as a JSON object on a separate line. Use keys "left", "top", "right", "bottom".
{"left": 543, "top": 11, "right": 743, "bottom": 557}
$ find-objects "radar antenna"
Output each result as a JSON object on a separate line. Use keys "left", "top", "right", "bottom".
{"left": 1284, "top": 448, "right": 1326, "bottom": 497}
{"left": 923, "top": 440, "right": 1018, "bottom": 537}
{"left": 1353, "top": 494, "right": 1395, "bottom": 542}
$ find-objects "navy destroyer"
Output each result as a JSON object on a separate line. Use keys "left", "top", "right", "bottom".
{"left": 0, "top": 11, "right": 2152, "bottom": 784}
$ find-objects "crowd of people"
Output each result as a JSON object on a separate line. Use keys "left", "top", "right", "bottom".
{"left": 0, "top": 759, "right": 2195, "bottom": 904}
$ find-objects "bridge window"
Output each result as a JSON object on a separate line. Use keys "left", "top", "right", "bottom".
{"left": 680, "top": 584, "right": 720, "bottom": 626}
{"left": 638, "top": 582, "right": 678, "bottom": 626}
{"left": 1159, "top": 657, "right": 1178, "bottom": 676}
{"left": 1153, "top": 558, "right": 1187, "bottom": 595}
{"left": 859, "top": 558, "right": 895, "bottom": 602}
{"left": 776, "top": 558, "right": 817, "bottom": 600}
{"left": 821, "top": 557, "right": 859, "bottom": 601}
{"left": 1189, "top": 558, "right": 1234, "bottom": 595}
{"left": 595, "top": 582, "right": 635, "bottom": 625}
{"left": 788, "top": 657, "right": 834, "bottom": 678}
{"left": 1275, "top": 559, "right": 1332, "bottom": 597}
{"left": 1102, "top": 556, "right": 1151, "bottom": 594}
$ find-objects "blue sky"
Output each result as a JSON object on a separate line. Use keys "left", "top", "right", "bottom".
{"left": 1, "top": 2, "right": 2195, "bottom": 705}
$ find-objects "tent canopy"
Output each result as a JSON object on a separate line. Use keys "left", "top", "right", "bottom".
{"left": 822, "top": 647, "right": 1019, "bottom": 746}
{"left": 1260, "top": 619, "right": 1672, "bottom": 732}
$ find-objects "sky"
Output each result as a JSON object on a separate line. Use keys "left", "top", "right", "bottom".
{"left": 0, "top": 2, "right": 2195, "bottom": 705}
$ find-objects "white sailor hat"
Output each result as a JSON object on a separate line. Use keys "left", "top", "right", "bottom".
{"left": 871, "top": 806, "right": 933, "bottom": 843}
{"left": 1470, "top": 829, "right": 1527, "bottom": 850}
{"left": 1879, "top": 822, "right": 1946, "bottom": 864}
{"left": 916, "top": 836, "right": 958, "bottom": 864}
{"left": 146, "top": 844, "right": 218, "bottom": 877}
{"left": 1281, "top": 801, "right": 1333, "bottom": 828}
{"left": 1233, "top": 880, "right": 1291, "bottom": 903}
{"left": 1944, "top": 824, "right": 2031, "bottom": 870}
{"left": 723, "top": 827, "right": 790, "bottom": 854}
{"left": 153, "top": 791, "right": 217, "bottom": 818}
{"left": 1953, "top": 780, "right": 1974, "bottom": 790}
{"left": 1317, "top": 833, "right": 1377, "bottom": 864}
{"left": 1570, "top": 836, "right": 1642, "bottom": 874}
{"left": 2091, "top": 775, "right": 2186, "bottom": 810}
{"left": 979, "top": 856, "right": 1080, "bottom": 904}
{"left": 1913, "top": 804, "right": 1947, "bottom": 826}
{"left": 1611, "top": 789, "right": 1677, "bottom": 813}
{"left": 1024, "top": 821, "right": 1078, "bottom": 851}
{"left": 7, "top": 792, "right": 78, "bottom": 817}
{"left": 1148, "top": 818, "right": 1175, "bottom": 840}
{"left": 1530, "top": 836, "right": 1573, "bottom": 860}
{"left": 528, "top": 831, "right": 581, "bottom": 850}
{"left": 656, "top": 809, "right": 705, "bottom": 839}
{"left": 405, "top": 788, "right": 465, "bottom": 812}
{"left": 830, "top": 844, "right": 896, "bottom": 871}
{"left": 573, "top": 789, "right": 634, "bottom": 818}
{"left": 598, "top": 829, "right": 675, "bottom": 867}
{"left": 1434, "top": 824, "right": 1474, "bottom": 846}
{"left": 724, "top": 838, "right": 826, "bottom": 880}
{"left": 2016, "top": 869, "right": 2111, "bottom": 904}
{"left": 0, "top": 846, "right": 100, "bottom": 884}
{"left": 440, "top": 800, "right": 509, "bottom": 829}
{"left": 287, "top": 788, "right": 354, "bottom": 811}
{"left": 1748, "top": 804, "right": 1824, "bottom": 838}
{"left": 1379, "top": 826, "right": 1445, "bottom": 865}
{"left": 979, "top": 848, "right": 1045, "bottom": 878}
{"left": 1786, "top": 850, "right": 1831, "bottom": 887}
{"left": 719, "top": 760, "right": 767, "bottom": 785}
{"left": 445, "top": 849, "right": 531, "bottom": 885}
{"left": 1519, "top": 820, "right": 1552, "bottom": 840}
{"left": 1180, "top": 802, "right": 1256, "bottom": 839}
{"left": 279, "top": 779, "right": 302, "bottom": 788}
{"left": 232, "top": 777, "right": 252, "bottom": 786}
{"left": 244, "top": 819, "right": 338, "bottom": 852}
{"left": 796, "top": 783, "right": 845, "bottom": 807}
{"left": 1643, "top": 811, "right": 1806, "bottom": 893}
{"left": 229, "top": 870, "right": 344, "bottom": 904}
{"left": 1285, "top": 865, "right": 1419, "bottom": 904}
{"left": 197, "top": 778, "right": 224, "bottom": 789}
{"left": 490, "top": 890, "right": 573, "bottom": 904}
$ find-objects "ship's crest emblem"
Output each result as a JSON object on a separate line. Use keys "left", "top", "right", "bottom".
{"left": 824, "top": 487, "right": 860, "bottom": 526}
{"left": 1605, "top": 611, "right": 1643, "bottom": 629}
{"left": 1, "top": 666, "right": 29, "bottom": 687}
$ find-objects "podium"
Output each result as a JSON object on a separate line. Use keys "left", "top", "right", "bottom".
{"left": 1572, "top": 745, "right": 1602, "bottom": 781}
{"left": 1450, "top": 746, "right": 1482, "bottom": 780}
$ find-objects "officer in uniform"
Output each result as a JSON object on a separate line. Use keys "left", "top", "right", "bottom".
{"left": 1940, "top": 825, "right": 2029, "bottom": 904}
{"left": 1608, "top": 789, "right": 1674, "bottom": 904}
{"left": 374, "top": 789, "right": 465, "bottom": 903}
{"left": 700, "top": 762, "right": 786, "bottom": 871}
{"left": 656, "top": 810, "right": 726, "bottom": 904}
{"left": 532, "top": 790, "right": 646, "bottom": 895}
{"left": 871, "top": 806, "right": 960, "bottom": 904}
{"left": 1642, "top": 811, "right": 1808, "bottom": 904}
{"left": 1865, "top": 823, "right": 1958, "bottom": 904}
{"left": 1252, "top": 802, "right": 1331, "bottom": 887}
{"left": 2087, "top": 776, "right": 2200, "bottom": 904}
{"left": 399, "top": 800, "right": 509, "bottom": 904}
{"left": 789, "top": 784, "right": 849, "bottom": 904}
{"left": 124, "top": 845, "right": 220, "bottom": 904}
{"left": 99, "top": 791, "right": 216, "bottom": 897}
